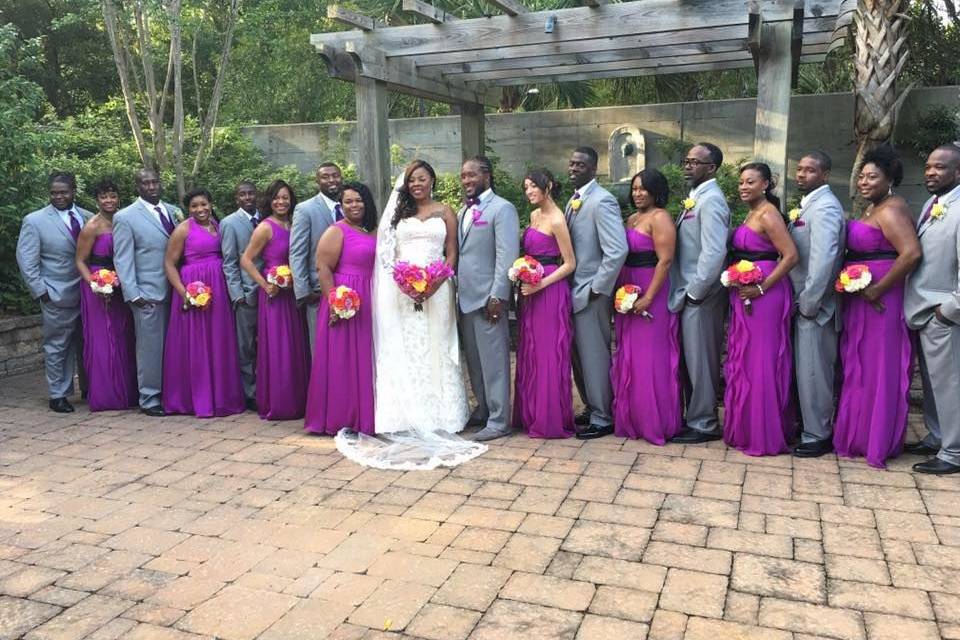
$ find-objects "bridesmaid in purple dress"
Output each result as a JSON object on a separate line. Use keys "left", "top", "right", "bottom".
{"left": 724, "top": 163, "right": 798, "bottom": 456}
{"left": 241, "top": 180, "right": 309, "bottom": 420}
{"left": 75, "top": 179, "right": 137, "bottom": 410}
{"left": 611, "top": 169, "right": 681, "bottom": 444}
{"left": 162, "top": 188, "right": 245, "bottom": 417}
{"left": 512, "top": 169, "right": 576, "bottom": 438}
{"left": 834, "top": 146, "right": 921, "bottom": 467}
{"left": 305, "top": 182, "right": 377, "bottom": 435}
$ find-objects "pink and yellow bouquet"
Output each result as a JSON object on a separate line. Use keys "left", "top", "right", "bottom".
{"left": 89, "top": 269, "right": 119, "bottom": 296}
{"left": 720, "top": 260, "right": 764, "bottom": 312}
{"left": 834, "top": 264, "right": 872, "bottom": 293}
{"left": 614, "top": 284, "right": 652, "bottom": 318}
{"left": 507, "top": 256, "right": 544, "bottom": 286}
{"left": 266, "top": 265, "right": 293, "bottom": 289}
{"left": 185, "top": 281, "right": 212, "bottom": 309}
{"left": 392, "top": 260, "right": 453, "bottom": 312}
{"left": 328, "top": 285, "right": 360, "bottom": 322}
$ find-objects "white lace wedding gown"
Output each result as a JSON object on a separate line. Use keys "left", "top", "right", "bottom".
{"left": 334, "top": 182, "right": 485, "bottom": 470}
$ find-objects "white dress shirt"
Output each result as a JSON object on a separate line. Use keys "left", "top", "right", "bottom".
{"left": 462, "top": 188, "right": 493, "bottom": 233}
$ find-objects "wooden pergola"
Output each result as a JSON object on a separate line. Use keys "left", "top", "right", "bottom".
{"left": 311, "top": 0, "right": 854, "bottom": 205}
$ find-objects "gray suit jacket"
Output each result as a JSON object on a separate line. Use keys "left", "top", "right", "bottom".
{"left": 290, "top": 194, "right": 336, "bottom": 301}
{"left": 905, "top": 186, "right": 960, "bottom": 329}
{"left": 113, "top": 199, "right": 176, "bottom": 303}
{"left": 669, "top": 179, "right": 731, "bottom": 313}
{"left": 457, "top": 192, "right": 520, "bottom": 314}
{"left": 566, "top": 181, "right": 628, "bottom": 313}
{"left": 788, "top": 186, "right": 846, "bottom": 325}
{"left": 16, "top": 204, "right": 93, "bottom": 307}
{"left": 220, "top": 209, "right": 260, "bottom": 306}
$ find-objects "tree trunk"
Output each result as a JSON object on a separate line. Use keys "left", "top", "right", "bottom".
{"left": 133, "top": 0, "right": 167, "bottom": 168}
{"left": 102, "top": 0, "right": 152, "bottom": 168}
{"left": 166, "top": 0, "right": 185, "bottom": 202}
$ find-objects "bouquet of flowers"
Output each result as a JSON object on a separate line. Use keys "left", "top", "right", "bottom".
{"left": 89, "top": 269, "right": 119, "bottom": 296}
{"left": 328, "top": 285, "right": 360, "bottom": 322}
{"left": 392, "top": 260, "right": 454, "bottom": 312}
{"left": 266, "top": 264, "right": 293, "bottom": 289}
{"left": 834, "top": 264, "right": 872, "bottom": 293}
{"left": 507, "top": 256, "right": 544, "bottom": 286}
{"left": 614, "top": 284, "right": 652, "bottom": 319}
{"left": 185, "top": 281, "right": 212, "bottom": 309}
{"left": 720, "top": 260, "right": 765, "bottom": 312}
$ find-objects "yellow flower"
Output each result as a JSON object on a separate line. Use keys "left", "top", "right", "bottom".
{"left": 931, "top": 203, "right": 946, "bottom": 220}
{"left": 839, "top": 273, "right": 851, "bottom": 286}
{"left": 734, "top": 260, "right": 756, "bottom": 273}
{"left": 788, "top": 208, "right": 801, "bottom": 222}
{"left": 682, "top": 197, "right": 696, "bottom": 211}
{"left": 570, "top": 199, "right": 582, "bottom": 211}
{"left": 194, "top": 292, "right": 211, "bottom": 306}
{"left": 275, "top": 265, "right": 292, "bottom": 277}
{"left": 411, "top": 280, "right": 427, "bottom": 293}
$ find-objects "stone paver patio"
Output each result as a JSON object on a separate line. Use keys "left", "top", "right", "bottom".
{"left": 1, "top": 368, "right": 959, "bottom": 640}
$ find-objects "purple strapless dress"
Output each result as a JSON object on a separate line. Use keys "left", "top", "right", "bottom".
{"left": 834, "top": 220, "right": 913, "bottom": 468}
{"left": 610, "top": 229, "right": 682, "bottom": 444}
{"left": 256, "top": 217, "right": 309, "bottom": 420}
{"left": 723, "top": 225, "right": 794, "bottom": 456}
{"left": 305, "top": 222, "right": 376, "bottom": 435}
{"left": 162, "top": 219, "right": 245, "bottom": 417}
{"left": 80, "top": 232, "right": 138, "bottom": 411}
{"left": 512, "top": 228, "right": 574, "bottom": 438}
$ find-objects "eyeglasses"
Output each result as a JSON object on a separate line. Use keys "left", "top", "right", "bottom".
{"left": 682, "top": 158, "right": 715, "bottom": 167}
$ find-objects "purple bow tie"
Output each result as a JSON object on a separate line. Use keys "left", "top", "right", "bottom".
{"left": 466, "top": 197, "right": 480, "bottom": 208}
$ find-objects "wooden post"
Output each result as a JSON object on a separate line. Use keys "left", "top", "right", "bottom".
{"left": 356, "top": 76, "right": 392, "bottom": 212}
{"left": 752, "top": 19, "right": 795, "bottom": 205}
{"left": 460, "top": 103, "right": 486, "bottom": 161}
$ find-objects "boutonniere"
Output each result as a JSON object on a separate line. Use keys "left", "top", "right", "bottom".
{"left": 471, "top": 208, "right": 488, "bottom": 227}
{"left": 569, "top": 198, "right": 583, "bottom": 212}
{"left": 788, "top": 208, "right": 801, "bottom": 223}
{"left": 173, "top": 208, "right": 185, "bottom": 223}
{"left": 682, "top": 197, "right": 696, "bottom": 211}
{"left": 930, "top": 202, "right": 946, "bottom": 221}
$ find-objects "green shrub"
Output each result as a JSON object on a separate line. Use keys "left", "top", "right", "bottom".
{"left": 905, "top": 105, "right": 960, "bottom": 159}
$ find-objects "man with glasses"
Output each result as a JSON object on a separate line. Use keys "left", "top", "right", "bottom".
{"left": 669, "top": 143, "right": 731, "bottom": 444}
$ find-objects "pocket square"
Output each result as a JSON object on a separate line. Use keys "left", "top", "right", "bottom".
{"left": 793, "top": 220, "right": 806, "bottom": 228}
{"left": 473, "top": 220, "right": 489, "bottom": 227}
{"left": 682, "top": 213, "right": 696, "bottom": 220}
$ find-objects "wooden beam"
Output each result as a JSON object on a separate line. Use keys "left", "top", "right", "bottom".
{"left": 483, "top": 0, "right": 528, "bottom": 16}
{"left": 402, "top": 0, "right": 456, "bottom": 23}
{"left": 753, "top": 19, "right": 796, "bottom": 204}
{"left": 326, "top": 5, "right": 378, "bottom": 31}
{"left": 460, "top": 103, "right": 486, "bottom": 160}
{"left": 355, "top": 76, "right": 392, "bottom": 213}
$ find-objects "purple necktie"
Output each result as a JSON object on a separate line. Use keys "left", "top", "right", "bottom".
{"left": 918, "top": 196, "right": 939, "bottom": 227}
{"left": 334, "top": 204, "right": 344, "bottom": 221}
{"left": 67, "top": 211, "right": 81, "bottom": 240}
{"left": 251, "top": 213, "right": 260, "bottom": 228}
{"left": 156, "top": 205, "right": 174, "bottom": 234}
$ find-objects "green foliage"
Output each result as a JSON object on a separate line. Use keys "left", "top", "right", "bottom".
{"left": 904, "top": 105, "right": 960, "bottom": 158}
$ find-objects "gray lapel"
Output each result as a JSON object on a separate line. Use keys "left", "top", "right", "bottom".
{"left": 45, "top": 206, "right": 76, "bottom": 246}
{"left": 138, "top": 200, "right": 169, "bottom": 236}
{"left": 917, "top": 196, "right": 937, "bottom": 237}
{"left": 920, "top": 189, "right": 960, "bottom": 237}
{"left": 461, "top": 197, "right": 494, "bottom": 248}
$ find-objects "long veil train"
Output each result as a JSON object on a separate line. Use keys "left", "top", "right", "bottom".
{"left": 333, "top": 174, "right": 488, "bottom": 470}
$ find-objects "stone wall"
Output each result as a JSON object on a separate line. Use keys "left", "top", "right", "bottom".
{"left": 0, "top": 315, "right": 43, "bottom": 379}
{"left": 243, "top": 85, "right": 959, "bottom": 212}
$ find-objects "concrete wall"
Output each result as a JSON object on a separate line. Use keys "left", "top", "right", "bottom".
{"left": 0, "top": 315, "right": 43, "bottom": 379}
{"left": 243, "top": 86, "right": 959, "bottom": 211}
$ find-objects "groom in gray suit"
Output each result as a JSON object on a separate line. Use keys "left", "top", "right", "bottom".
{"left": 16, "top": 172, "right": 92, "bottom": 413}
{"left": 566, "top": 147, "right": 628, "bottom": 439}
{"left": 458, "top": 156, "right": 520, "bottom": 441}
{"left": 291, "top": 162, "right": 342, "bottom": 348}
{"left": 221, "top": 181, "right": 261, "bottom": 410}
{"left": 904, "top": 144, "right": 960, "bottom": 475}
{"left": 113, "top": 168, "right": 177, "bottom": 416}
{"left": 669, "top": 143, "right": 731, "bottom": 444}
{"left": 790, "top": 151, "right": 846, "bottom": 458}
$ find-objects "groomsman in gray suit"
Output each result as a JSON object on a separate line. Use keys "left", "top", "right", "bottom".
{"left": 566, "top": 147, "right": 628, "bottom": 439}
{"left": 458, "top": 156, "right": 520, "bottom": 441}
{"left": 790, "top": 151, "right": 846, "bottom": 457}
{"left": 669, "top": 143, "right": 731, "bottom": 444}
{"left": 291, "top": 162, "right": 342, "bottom": 348}
{"left": 904, "top": 144, "right": 960, "bottom": 475}
{"left": 221, "top": 181, "right": 260, "bottom": 411}
{"left": 16, "top": 172, "right": 92, "bottom": 413}
{"left": 113, "top": 168, "right": 177, "bottom": 416}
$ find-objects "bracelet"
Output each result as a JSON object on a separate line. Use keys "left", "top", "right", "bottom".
{"left": 756, "top": 284, "right": 765, "bottom": 296}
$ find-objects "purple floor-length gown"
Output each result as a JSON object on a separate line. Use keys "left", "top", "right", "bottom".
{"left": 163, "top": 219, "right": 245, "bottom": 417}
{"left": 512, "top": 228, "right": 574, "bottom": 439}
{"left": 611, "top": 229, "right": 682, "bottom": 444}
{"left": 723, "top": 225, "right": 794, "bottom": 456}
{"left": 305, "top": 222, "right": 376, "bottom": 435}
{"left": 80, "top": 232, "right": 138, "bottom": 411}
{"left": 834, "top": 220, "right": 913, "bottom": 468}
{"left": 256, "top": 217, "right": 309, "bottom": 420}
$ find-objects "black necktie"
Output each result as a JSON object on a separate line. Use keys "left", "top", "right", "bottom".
{"left": 334, "top": 204, "right": 344, "bottom": 221}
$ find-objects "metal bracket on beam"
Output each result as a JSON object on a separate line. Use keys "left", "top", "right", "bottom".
{"left": 327, "top": 5, "right": 380, "bottom": 31}
{"left": 402, "top": 0, "right": 456, "bottom": 23}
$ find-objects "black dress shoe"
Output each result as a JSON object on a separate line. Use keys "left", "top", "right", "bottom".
{"left": 904, "top": 441, "right": 939, "bottom": 456}
{"left": 912, "top": 458, "right": 960, "bottom": 475}
{"left": 575, "top": 424, "right": 614, "bottom": 440}
{"left": 245, "top": 398, "right": 258, "bottom": 412}
{"left": 793, "top": 440, "right": 834, "bottom": 458}
{"left": 48, "top": 398, "right": 74, "bottom": 413}
{"left": 670, "top": 427, "right": 722, "bottom": 444}
{"left": 140, "top": 406, "right": 166, "bottom": 417}
{"left": 574, "top": 410, "right": 591, "bottom": 427}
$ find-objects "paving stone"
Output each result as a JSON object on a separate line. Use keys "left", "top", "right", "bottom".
{"left": 567, "top": 476, "right": 621, "bottom": 503}
{"left": 432, "top": 564, "right": 511, "bottom": 611}
{"left": 827, "top": 579, "right": 935, "bottom": 619}
{"left": 406, "top": 603, "right": 480, "bottom": 640}
{"left": 448, "top": 506, "right": 524, "bottom": 532}
{"left": 659, "top": 568, "right": 727, "bottom": 618}
{"left": 0, "top": 596, "right": 61, "bottom": 640}
{"left": 578, "top": 502, "right": 657, "bottom": 528}
{"left": 561, "top": 521, "right": 650, "bottom": 561}
{"left": 404, "top": 493, "right": 466, "bottom": 521}
{"left": 124, "top": 624, "right": 203, "bottom": 640}
{"left": 651, "top": 521, "right": 709, "bottom": 546}
{"left": 647, "top": 609, "right": 687, "bottom": 640}
{"left": 499, "top": 573, "right": 594, "bottom": 612}
{"left": 510, "top": 487, "right": 568, "bottom": 516}
{"left": 822, "top": 524, "right": 884, "bottom": 560}
{"left": 843, "top": 484, "right": 925, "bottom": 513}
{"left": 347, "top": 579, "right": 434, "bottom": 632}
{"left": 310, "top": 572, "right": 382, "bottom": 606}
{"left": 824, "top": 555, "right": 891, "bottom": 585}
{"left": 660, "top": 495, "right": 739, "bottom": 528}
{"left": 367, "top": 552, "right": 457, "bottom": 587}
{"left": 0, "top": 566, "right": 65, "bottom": 598}
{"left": 758, "top": 598, "right": 866, "bottom": 640}
{"left": 517, "top": 514, "right": 574, "bottom": 539}
{"left": 24, "top": 594, "right": 134, "bottom": 640}
{"left": 707, "top": 529, "right": 793, "bottom": 559}
{"left": 317, "top": 534, "right": 393, "bottom": 573}
{"left": 572, "top": 556, "right": 666, "bottom": 592}
{"left": 873, "top": 510, "right": 939, "bottom": 544}
{"left": 575, "top": 614, "right": 649, "bottom": 640}
{"left": 684, "top": 617, "right": 792, "bottom": 640}
{"left": 121, "top": 602, "right": 185, "bottom": 626}
{"left": 493, "top": 533, "right": 560, "bottom": 573}
{"left": 642, "top": 541, "right": 732, "bottom": 575}
{"left": 587, "top": 585, "right": 658, "bottom": 623}
{"left": 29, "top": 586, "right": 87, "bottom": 608}
{"left": 175, "top": 585, "right": 297, "bottom": 640}
{"left": 724, "top": 590, "right": 760, "bottom": 624}
{"left": 862, "top": 613, "right": 940, "bottom": 640}
{"left": 731, "top": 554, "right": 826, "bottom": 603}
{"left": 148, "top": 576, "right": 225, "bottom": 609}
{"left": 469, "top": 599, "right": 581, "bottom": 640}
{"left": 259, "top": 598, "right": 354, "bottom": 640}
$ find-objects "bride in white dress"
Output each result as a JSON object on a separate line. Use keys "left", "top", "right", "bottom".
{"left": 335, "top": 161, "right": 487, "bottom": 469}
